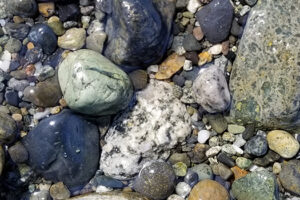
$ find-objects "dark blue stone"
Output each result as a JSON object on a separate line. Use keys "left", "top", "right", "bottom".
{"left": 57, "top": 4, "right": 80, "bottom": 22}
{"left": 4, "top": 23, "right": 31, "bottom": 40}
{"left": 24, "top": 46, "right": 43, "bottom": 65}
{"left": 214, "top": 176, "right": 231, "bottom": 191}
{"left": 103, "top": 0, "right": 175, "bottom": 68}
{"left": 5, "top": 88, "right": 19, "bottom": 107}
{"left": 172, "top": 75, "right": 185, "bottom": 87}
{"left": 9, "top": 61, "right": 20, "bottom": 72}
{"left": 245, "top": 135, "right": 268, "bottom": 157}
{"left": 22, "top": 110, "right": 100, "bottom": 192}
{"left": 184, "top": 169, "right": 199, "bottom": 187}
{"left": 28, "top": 24, "right": 57, "bottom": 55}
{"left": 196, "top": 0, "right": 234, "bottom": 43}
{"left": 92, "top": 175, "right": 125, "bottom": 189}
{"left": 43, "top": 48, "right": 64, "bottom": 68}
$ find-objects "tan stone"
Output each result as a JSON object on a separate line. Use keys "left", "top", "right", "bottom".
{"left": 231, "top": 166, "right": 248, "bottom": 180}
{"left": 267, "top": 130, "right": 299, "bottom": 158}
{"left": 188, "top": 180, "right": 229, "bottom": 200}
{"left": 50, "top": 182, "right": 70, "bottom": 200}
{"left": 155, "top": 53, "right": 185, "bottom": 80}
{"left": 38, "top": 3, "right": 55, "bottom": 17}
{"left": 198, "top": 51, "right": 212, "bottom": 66}
{"left": 58, "top": 28, "right": 86, "bottom": 50}
{"left": 193, "top": 27, "right": 204, "bottom": 41}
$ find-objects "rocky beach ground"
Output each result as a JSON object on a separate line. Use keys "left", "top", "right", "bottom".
{"left": 0, "top": 0, "right": 299, "bottom": 199}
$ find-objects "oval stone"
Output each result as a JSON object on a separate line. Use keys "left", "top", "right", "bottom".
{"left": 7, "top": 0, "right": 37, "bottom": 17}
{"left": 267, "top": 130, "right": 300, "bottom": 158}
{"left": 22, "top": 110, "right": 99, "bottom": 192}
{"left": 58, "top": 49, "right": 133, "bottom": 116}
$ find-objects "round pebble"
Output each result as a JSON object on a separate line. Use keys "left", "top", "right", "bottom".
{"left": 49, "top": 182, "right": 70, "bottom": 200}
{"left": 197, "top": 130, "right": 211, "bottom": 144}
{"left": 176, "top": 182, "right": 191, "bottom": 198}
{"left": 173, "top": 162, "right": 188, "bottom": 177}
{"left": 58, "top": 28, "right": 86, "bottom": 50}
{"left": 244, "top": 135, "right": 268, "bottom": 156}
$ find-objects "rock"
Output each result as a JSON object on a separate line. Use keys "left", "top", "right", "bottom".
{"left": 5, "top": 88, "right": 19, "bottom": 107}
{"left": 192, "top": 143, "right": 209, "bottom": 163}
{"left": 242, "top": 124, "right": 255, "bottom": 140}
{"left": 155, "top": 53, "right": 185, "bottom": 80}
{"left": 28, "top": 24, "right": 57, "bottom": 55}
{"left": 230, "top": 19, "right": 243, "bottom": 37}
{"left": 231, "top": 166, "right": 248, "bottom": 180}
{"left": 191, "top": 164, "right": 213, "bottom": 181}
{"left": 36, "top": 66, "right": 55, "bottom": 82}
{"left": 195, "top": 0, "right": 233, "bottom": 43}
{"left": 244, "top": 135, "right": 268, "bottom": 157}
{"left": 86, "top": 31, "right": 107, "bottom": 53}
{"left": 222, "top": 132, "right": 235, "bottom": 142}
{"left": 8, "top": 142, "right": 28, "bottom": 163}
{"left": 183, "top": 60, "right": 193, "bottom": 71}
{"left": 23, "top": 76, "right": 62, "bottom": 107}
{"left": 253, "top": 150, "right": 280, "bottom": 167}
{"left": 279, "top": 160, "right": 300, "bottom": 196}
{"left": 236, "top": 157, "right": 252, "bottom": 170}
{"left": 168, "top": 194, "right": 185, "bottom": 200}
{"left": 241, "top": 0, "right": 257, "bottom": 7}
{"left": 7, "top": 0, "right": 37, "bottom": 17}
{"left": 183, "top": 34, "right": 202, "bottom": 52}
{"left": 100, "top": 80, "right": 191, "bottom": 179}
{"left": 187, "top": 0, "right": 201, "bottom": 14}
{"left": 205, "top": 114, "right": 228, "bottom": 134}
{"left": 168, "top": 153, "right": 190, "bottom": 167}
{"left": 57, "top": 3, "right": 80, "bottom": 22}
{"left": 68, "top": 191, "right": 149, "bottom": 200}
{"left": 214, "top": 163, "right": 233, "bottom": 180}
{"left": 176, "top": 182, "right": 191, "bottom": 198}
{"left": 208, "top": 44, "right": 223, "bottom": 55}
{"left": 133, "top": 161, "right": 176, "bottom": 200}
{"left": 24, "top": 46, "right": 43, "bottom": 65}
{"left": 4, "top": 23, "right": 30, "bottom": 40}
{"left": 58, "top": 28, "right": 86, "bottom": 50}
{"left": 49, "top": 182, "right": 70, "bottom": 200}
{"left": 272, "top": 162, "right": 281, "bottom": 174}
{"left": 232, "top": 170, "right": 279, "bottom": 200}
{"left": 8, "top": 78, "right": 29, "bottom": 92}
{"left": 91, "top": 175, "right": 125, "bottom": 189}
{"left": 267, "top": 130, "right": 299, "bottom": 158}
{"left": 129, "top": 70, "right": 148, "bottom": 91}
{"left": 38, "top": 2, "right": 55, "bottom": 17}
{"left": 228, "top": 124, "right": 245, "bottom": 134}
{"left": 188, "top": 179, "right": 229, "bottom": 200}
{"left": 192, "top": 64, "right": 230, "bottom": 113}
{"left": 58, "top": 49, "right": 133, "bottom": 115}
{"left": 47, "top": 16, "right": 65, "bottom": 36}
{"left": 217, "top": 152, "right": 235, "bottom": 168}
{"left": 4, "top": 38, "right": 22, "bottom": 53}
{"left": 197, "top": 130, "right": 210, "bottom": 144}
{"left": 206, "top": 146, "right": 221, "bottom": 157}
{"left": 184, "top": 169, "right": 199, "bottom": 187}
{"left": 103, "top": 0, "right": 175, "bottom": 68}
{"left": 23, "top": 110, "right": 99, "bottom": 192}
{"left": 193, "top": 27, "right": 204, "bottom": 41}
{"left": 229, "top": 0, "right": 300, "bottom": 131}
{"left": 30, "top": 190, "right": 50, "bottom": 200}
{"left": 173, "top": 162, "right": 187, "bottom": 177}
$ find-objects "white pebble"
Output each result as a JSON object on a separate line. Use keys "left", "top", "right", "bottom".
{"left": 167, "top": 194, "right": 185, "bottom": 200}
{"left": 1, "top": 50, "right": 11, "bottom": 61}
{"left": 96, "top": 185, "right": 112, "bottom": 193}
{"left": 187, "top": 0, "right": 201, "bottom": 14}
{"left": 208, "top": 44, "right": 223, "bottom": 55}
{"left": 0, "top": 60, "right": 10, "bottom": 72}
{"left": 233, "top": 134, "right": 246, "bottom": 147}
{"left": 232, "top": 145, "right": 244, "bottom": 154}
{"left": 273, "top": 162, "right": 281, "bottom": 174}
{"left": 197, "top": 130, "right": 211, "bottom": 144}
{"left": 175, "top": 46, "right": 186, "bottom": 56}
{"left": 221, "top": 144, "right": 237, "bottom": 155}
{"left": 175, "top": 182, "right": 191, "bottom": 198}
{"left": 183, "top": 60, "right": 193, "bottom": 71}
{"left": 33, "top": 108, "right": 51, "bottom": 121}
{"left": 240, "top": 5, "right": 251, "bottom": 16}
{"left": 206, "top": 146, "right": 221, "bottom": 157}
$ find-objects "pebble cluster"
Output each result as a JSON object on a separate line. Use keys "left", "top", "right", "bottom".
{"left": 0, "top": 0, "right": 299, "bottom": 200}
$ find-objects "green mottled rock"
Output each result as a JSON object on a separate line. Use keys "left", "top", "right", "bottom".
{"left": 58, "top": 49, "right": 133, "bottom": 116}
{"left": 279, "top": 160, "right": 300, "bottom": 196}
{"left": 236, "top": 157, "right": 252, "bottom": 170}
{"left": 232, "top": 170, "right": 279, "bottom": 200}
{"left": 229, "top": 0, "right": 300, "bottom": 130}
{"left": 4, "top": 38, "right": 22, "bottom": 53}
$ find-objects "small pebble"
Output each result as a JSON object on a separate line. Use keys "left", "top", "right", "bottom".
{"left": 197, "top": 130, "right": 211, "bottom": 144}
{"left": 208, "top": 44, "right": 223, "bottom": 55}
{"left": 173, "top": 162, "right": 188, "bottom": 177}
{"left": 272, "top": 162, "right": 281, "bottom": 174}
{"left": 49, "top": 182, "right": 71, "bottom": 200}
{"left": 168, "top": 194, "right": 185, "bottom": 200}
{"left": 183, "top": 60, "right": 193, "bottom": 71}
{"left": 236, "top": 157, "right": 252, "bottom": 170}
{"left": 184, "top": 169, "right": 199, "bottom": 187}
{"left": 228, "top": 124, "right": 246, "bottom": 134}
{"left": 206, "top": 146, "right": 221, "bottom": 157}
{"left": 176, "top": 182, "right": 191, "bottom": 198}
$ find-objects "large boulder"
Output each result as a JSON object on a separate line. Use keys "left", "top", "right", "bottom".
{"left": 229, "top": 0, "right": 300, "bottom": 130}
{"left": 23, "top": 110, "right": 99, "bottom": 192}
{"left": 100, "top": 0, "right": 175, "bottom": 68}
{"left": 58, "top": 49, "right": 133, "bottom": 116}
{"left": 100, "top": 80, "right": 191, "bottom": 180}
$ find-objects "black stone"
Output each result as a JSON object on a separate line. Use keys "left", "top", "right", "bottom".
{"left": 244, "top": 135, "right": 268, "bottom": 157}
{"left": 184, "top": 169, "right": 199, "bottom": 187}
{"left": 22, "top": 110, "right": 100, "bottom": 192}
{"left": 230, "top": 19, "right": 243, "bottom": 37}
{"left": 5, "top": 88, "right": 19, "bottom": 107}
{"left": 183, "top": 34, "right": 202, "bottom": 52}
{"left": 225, "top": 51, "right": 236, "bottom": 63}
{"left": 43, "top": 48, "right": 64, "bottom": 68}
{"left": 28, "top": 24, "right": 57, "bottom": 55}
{"left": 185, "top": 51, "right": 199, "bottom": 65}
{"left": 217, "top": 152, "right": 235, "bottom": 168}
{"left": 7, "top": 0, "right": 37, "bottom": 17}
{"left": 238, "top": 13, "right": 249, "bottom": 26}
{"left": 240, "top": 0, "right": 257, "bottom": 7}
{"left": 242, "top": 124, "right": 255, "bottom": 140}
{"left": 24, "top": 46, "right": 43, "bottom": 66}
{"left": 195, "top": 0, "right": 234, "bottom": 43}
{"left": 4, "top": 23, "right": 31, "bottom": 40}
{"left": 103, "top": 0, "right": 175, "bottom": 68}
{"left": 57, "top": 4, "right": 80, "bottom": 22}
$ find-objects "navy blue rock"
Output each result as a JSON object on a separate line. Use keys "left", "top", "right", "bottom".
{"left": 102, "top": 0, "right": 175, "bottom": 68}
{"left": 28, "top": 24, "right": 57, "bottom": 55}
{"left": 196, "top": 0, "right": 234, "bottom": 43}
{"left": 22, "top": 110, "right": 100, "bottom": 192}
{"left": 4, "top": 23, "right": 31, "bottom": 40}
{"left": 244, "top": 135, "right": 268, "bottom": 157}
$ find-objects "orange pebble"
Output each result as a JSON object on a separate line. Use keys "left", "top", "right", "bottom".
{"left": 27, "top": 42, "right": 35, "bottom": 50}
{"left": 231, "top": 166, "right": 248, "bottom": 180}
{"left": 25, "top": 64, "right": 36, "bottom": 76}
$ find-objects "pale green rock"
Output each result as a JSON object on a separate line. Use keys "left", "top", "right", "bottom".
{"left": 228, "top": 124, "right": 245, "bottom": 134}
{"left": 58, "top": 49, "right": 133, "bottom": 116}
{"left": 58, "top": 28, "right": 86, "bottom": 50}
{"left": 236, "top": 157, "right": 252, "bottom": 170}
{"left": 229, "top": 0, "right": 300, "bottom": 130}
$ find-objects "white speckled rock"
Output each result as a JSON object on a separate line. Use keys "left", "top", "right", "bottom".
{"left": 208, "top": 44, "right": 223, "bottom": 55}
{"left": 206, "top": 146, "right": 221, "bottom": 157}
{"left": 193, "top": 64, "right": 230, "bottom": 113}
{"left": 100, "top": 80, "right": 192, "bottom": 180}
{"left": 187, "top": 0, "right": 201, "bottom": 14}
{"left": 197, "top": 130, "right": 211, "bottom": 144}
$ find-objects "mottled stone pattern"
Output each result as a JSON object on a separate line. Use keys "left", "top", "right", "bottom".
{"left": 100, "top": 80, "right": 191, "bottom": 180}
{"left": 229, "top": 0, "right": 300, "bottom": 130}
{"left": 279, "top": 160, "right": 300, "bottom": 196}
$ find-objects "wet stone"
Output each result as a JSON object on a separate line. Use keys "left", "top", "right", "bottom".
{"left": 7, "top": 0, "right": 37, "bottom": 17}
{"left": 23, "top": 110, "right": 99, "bottom": 192}
{"left": 0, "top": 111, "right": 17, "bottom": 144}
{"left": 184, "top": 169, "right": 199, "bottom": 188}
{"left": 49, "top": 182, "right": 71, "bottom": 200}
{"left": 4, "top": 23, "right": 30, "bottom": 40}
{"left": 24, "top": 46, "right": 43, "bottom": 65}
{"left": 244, "top": 135, "right": 268, "bottom": 157}
{"left": 57, "top": 3, "right": 80, "bottom": 22}
{"left": 5, "top": 88, "right": 19, "bottom": 107}
{"left": 8, "top": 142, "right": 28, "bottom": 163}
{"left": 279, "top": 160, "right": 300, "bottom": 196}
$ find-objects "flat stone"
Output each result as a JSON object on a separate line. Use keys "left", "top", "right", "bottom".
{"left": 229, "top": 0, "right": 300, "bottom": 131}
{"left": 23, "top": 110, "right": 99, "bottom": 192}
{"left": 0, "top": 112, "right": 17, "bottom": 144}
{"left": 133, "top": 161, "right": 176, "bottom": 200}
{"left": 68, "top": 191, "right": 149, "bottom": 200}
{"left": 103, "top": 0, "right": 175, "bottom": 68}
{"left": 267, "top": 130, "right": 299, "bottom": 158}
{"left": 232, "top": 170, "right": 279, "bottom": 200}
{"left": 58, "top": 28, "right": 86, "bottom": 50}
{"left": 204, "top": 114, "right": 228, "bottom": 134}
{"left": 7, "top": 0, "right": 37, "bottom": 17}
{"left": 279, "top": 160, "right": 300, "bottom": 196}
{"left": 58, "top": 49, "right": 133, "bottom": 115}
{"left": 155, "top": 53, "right": 185, "bottom": 80}
{"left": 100, "top": 80, "right": 191, "bottom": 180}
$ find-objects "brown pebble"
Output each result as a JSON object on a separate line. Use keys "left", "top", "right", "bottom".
{"left": 59, "top": 98, "right": 68, "bottom": 107}
{"left": 50, "top": 106, "right": 61, "bottom": 115}
{"left": 13, "top": 16, "right": 25, "bottom": 24}
{"left": 193, "top": 27, "right": 204, "bottom": 41}
{"left": 27, "top": 42, "right": 35, "bottom": 50}
{"left": 129, "top": 70, "right": 148, "bottom": 90}
{"left": 8, "top": 142, "right": 28, "bottom": 163}
{"left": 20, "top": 108, "right": 28, "bottom": 115}
{"left": 231, "top": 166, "right": 248, "bottom": 180}
{"left": 222, "top": 41, "right": 230, "bottom": 56}
{"left": 50, "top": 182, "right": 70, "bottom": 200}
{"left": 25, "top": 64, "right": 36, "bottom": 76}
{"left": 38, "top": 2, "right": 55, "bottom": 17}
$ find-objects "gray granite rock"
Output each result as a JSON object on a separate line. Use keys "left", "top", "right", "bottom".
{"left": 100, "top": 80, "right": 191, "bottom": 180}
{"left": 229, "top": 0, "right": 300, "bottom": 131}
{"left": 103, "top": 0, "right": 175, "bottom": 68}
